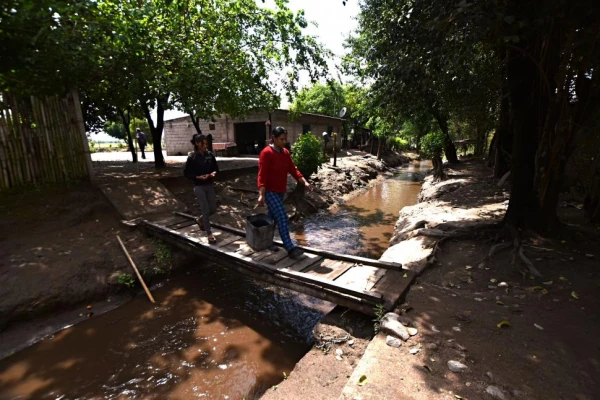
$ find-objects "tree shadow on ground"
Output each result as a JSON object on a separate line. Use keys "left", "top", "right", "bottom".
{"left": 399, "top": 229, "right": 600, "bottom": 400}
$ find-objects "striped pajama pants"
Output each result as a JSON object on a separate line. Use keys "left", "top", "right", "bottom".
{"left": 264, "top": 191, "right": 295, "bottom": 251}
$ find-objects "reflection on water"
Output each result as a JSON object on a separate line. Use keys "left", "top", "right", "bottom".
{"left": 0, "top": 266, "right": 328, "bottom": 400}
{"left": 296, "top": 160, "right": 430, "bottom": 258}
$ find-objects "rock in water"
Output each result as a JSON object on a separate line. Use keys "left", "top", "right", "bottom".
{"left": 380, "top": 312, "right": 410, "bottom": 341}
{"left": 485, "top": 385, "right": 507, "bottom": 399}
{"left": 447, "top": 360, "right": 468, "bottom": 373}
{"left": 386, "top": 335, "right": 402, "bottom": 348}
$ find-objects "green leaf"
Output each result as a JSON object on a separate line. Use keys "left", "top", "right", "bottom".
{"left": 497, "top": 320, "right": 511, "bottom": 328}
{"left": 357, "top": 375, "right": 367, "bottom": 386}
{"left": 571, "top": 291, "right": 579, "bottom": 300}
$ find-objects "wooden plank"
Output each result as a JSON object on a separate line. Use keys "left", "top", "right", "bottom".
{"left": 365, "top": 267, "right": 388, "bottom": 291}
{"left": 272, "top": 266, "right": 382, "bottom": 303}
{"left": 284, "top": 253, "right": 324, "bottom": 272}
{"left": 168, "top": 219, "right": 197, "bottom": 230}
{"left": 273, "top": 256, "right": 297, "bottom": 270}
{"left": 304, "top": 260, "right": 354, "bottom": 281}
{"left": 325, "top": 261, "right": 355, "bottom": 281}
{"left": 260, "top": 249, "right": 289, "bottom": 265}
{"left": 176, "top": 224, "right": 203, "bottom": 238}
{"left": 154, "top": 215, "right": 188, "bottom": 227}
{"left": 371, "top": 269, "right": 417, "bottom": 310}
{"left": 335, "top": 265, "right": 381, "bottom": 291}
{"left": 304, "top": 259, "right": 339, "bottom": 276}
{"left": 213, "top": 232, "right": 241, "bottom": 248}
{"left": 157, "top": 230, "right": 380, "bottom": 314}
{"left": 249, "top": 248, "right": 278, "bottom": 261}
{"left": 221, "top": 239, "right": 257, "bottom": 257}
{"left": 143, "top": 219, "right": 382, "bottom": 303}
{"left": 174, "top": 211, "right": 402, "bottom": 270}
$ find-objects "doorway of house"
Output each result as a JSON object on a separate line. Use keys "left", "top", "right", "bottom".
{"left": 234, "top": 122, "right": 266, "bottom": 155}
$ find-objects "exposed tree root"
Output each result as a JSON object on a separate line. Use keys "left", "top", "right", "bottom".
{"left": 488, "top": 242, "right": 512, "bottom": 258}
{"left": 477, "top": 224, "right": 543, "bottom": 277}
{"left": 517, "top": 244, "right": 542, "bottom": 277}
{"left": 426, "top": 223, "right": 503, "bottom": 266}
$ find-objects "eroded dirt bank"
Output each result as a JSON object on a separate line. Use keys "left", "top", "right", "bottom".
{"left": 269, "top": 160, "right": 600, "bottom": 400}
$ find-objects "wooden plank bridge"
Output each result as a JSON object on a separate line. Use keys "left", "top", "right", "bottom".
{"left": 141, "top": 212, "right": 415, "bottom": 316}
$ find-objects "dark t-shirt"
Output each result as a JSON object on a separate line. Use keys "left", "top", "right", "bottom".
{"left": 136, "top": 131, "right": 147, "bottom": 145}
{"left": 183, "top": 151, "right": 220, "bottom": 186}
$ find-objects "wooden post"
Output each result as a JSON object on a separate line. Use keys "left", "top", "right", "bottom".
{"left": 70, "top": 89, "right": 96, "bottom": 185}
{"left": 116, "top": 235, "right": 156, "bottom": 304}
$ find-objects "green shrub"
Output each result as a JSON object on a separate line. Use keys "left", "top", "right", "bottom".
{"left": 421, "top": 131, "right": 447, "bottom": 180}
{"left": 420, "top": 131, "right": 445, "bottom": 159}
{"left": 372, "top": 304, "right": 386, "bottom": 333}
{"left": 388, "top": 136, "right": 410, "bottom": 152}
{"left": 117, "top": 272, "right": 135, "bottom": 287}
{"left": 291, "top": 132, "right": 327, "bottom": 178}
{"left": 154, "top": 240, "right": 172, "bottom": 269}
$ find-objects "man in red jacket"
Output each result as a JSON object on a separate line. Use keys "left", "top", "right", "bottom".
{"left": 257, "top": 126, "right": 313, "bottom": 259}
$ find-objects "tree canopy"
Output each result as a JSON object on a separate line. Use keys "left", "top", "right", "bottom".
{"left": 1, "top": 0, "right": 330, "bottom": 167}
{"left": 347, "top": 0, "right": 600, "bottom": 228}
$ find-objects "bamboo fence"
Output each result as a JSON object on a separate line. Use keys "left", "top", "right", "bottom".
{"left": 0, "top": 90, "right": 94, "bottom": 190}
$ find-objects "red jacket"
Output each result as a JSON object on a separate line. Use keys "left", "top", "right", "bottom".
{"left": 257, "top": 145, "right": 303, "bottom": 193}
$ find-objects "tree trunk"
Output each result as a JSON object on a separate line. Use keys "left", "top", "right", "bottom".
{"left": 376, "top": 137, "right": 383, "bottom": 160}
{"left": 475, "top": 124, "right": 486, "bottom": 157}
{"left": 141, "top": 94, "right": 169, "bottom": 168}
{"left": 190, "top": 114, "right": 203, "bottom": 134}
{"left": 431, "top": 156, "right": 446, "bottom": 181}
{"left": 118, "top": 108, "right": 137, "bottom": 163}
{"left": 503, "top": 34, "right": 547, "bottom": 230}
{"left": 584, "top": 149, "right": 600, "bottom": 222}
{"left": 488, "top": 48, "right": 512, "bottom": 177}
{"left": 492, "top": 84, "right": 512, "bottom": 178}
{"left": 433, "top": 113, "right": 458, "bottom": 164}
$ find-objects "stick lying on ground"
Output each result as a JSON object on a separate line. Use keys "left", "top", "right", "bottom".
{"left": 116, "top": 235, "right": 156, "bottom": 304}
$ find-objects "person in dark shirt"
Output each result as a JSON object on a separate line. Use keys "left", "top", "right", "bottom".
{"left": 184, "top": 134, "right": 220, "bottom": 243}
{"left": 257, "top": 126, "right": 312, "bottom": 259}
{"left": 136, "top": 128, "right": 147, "bottom": 159}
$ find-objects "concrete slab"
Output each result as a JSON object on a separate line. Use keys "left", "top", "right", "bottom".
{"left": 380, "top": 236, "right": 435, "bottom": 275}
{"left": 99, "top": 179, "right": 186, "bottom": 219}
{"left": 339, "top": 333, "right": 419, "bottom": 400}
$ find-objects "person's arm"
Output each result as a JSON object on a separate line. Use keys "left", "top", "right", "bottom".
{"left": 257, "top": 149, "right": 268, "bottom": 205}
{"left": 287, "top": 153, "right": 313, "bottom": 192}
{"left": 258, "top": 186, "right": 266, "bottom": 206}
{"left": 209, "top": 153, "right": 219, "bottom": 178}
{"left": 183, "top": 156, "right": 196, "bottom": 181}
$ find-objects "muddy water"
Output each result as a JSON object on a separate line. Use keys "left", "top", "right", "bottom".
{"left": 0, "top": 266, "right": 326, "bottom": 399}
{"left": 0, "top": 160, "right": 428, "bottom": 400}
{"left": 296, "top": 160, "right": 429, "bottom": 258}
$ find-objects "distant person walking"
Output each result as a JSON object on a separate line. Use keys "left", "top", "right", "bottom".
{"left": 184, "top": 134, "right": 220, "bottom": 243}
{"left": 257, "top": 126, "right": 313, "bottom": 259}
{"left": 136, "top": 128, "right": 147, "bottom": 159}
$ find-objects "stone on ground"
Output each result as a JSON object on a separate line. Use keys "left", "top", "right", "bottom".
{"left": 380, "top": 312, "right": 410, "bottom": 341}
